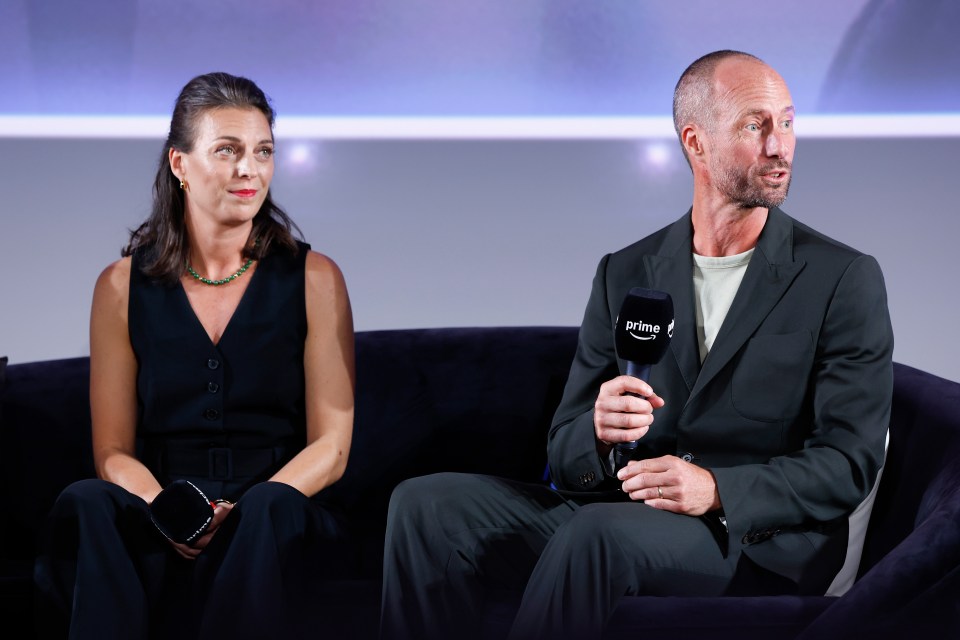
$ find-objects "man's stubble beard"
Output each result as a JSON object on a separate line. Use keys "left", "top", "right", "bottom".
{"left": 713, "top": 158, "right": 792, "bottom": 210}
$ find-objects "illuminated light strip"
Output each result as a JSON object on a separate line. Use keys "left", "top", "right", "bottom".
{"left": 798, "top": 114, "right": 960, "bottom": 138}
{"left": 1, "top": 114, "right": 959, "bottom": 139}
{"left": 0, "top": 116, "right": 170, "bottom": 139}
{"left": 274, "top": 117, "right": 678, "bottom": 139}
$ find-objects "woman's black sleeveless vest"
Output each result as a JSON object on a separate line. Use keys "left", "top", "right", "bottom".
{"left": 129, "top": 242, "right": 310, "bottom": 501}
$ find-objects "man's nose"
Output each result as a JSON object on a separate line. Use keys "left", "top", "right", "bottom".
{"left": 765, "top": 131, "right": 790, "bottom": 158}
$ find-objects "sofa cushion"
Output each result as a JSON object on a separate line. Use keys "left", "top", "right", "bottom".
{"left": 481, "top": 591, "right": 835, "bottom": 639}
{"left": 824, "top": 428, "right": 889, "bottom": 596}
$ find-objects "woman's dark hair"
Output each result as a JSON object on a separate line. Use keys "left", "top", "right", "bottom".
{"left": 123, "top": 72, "right": 301, "bottom": 281}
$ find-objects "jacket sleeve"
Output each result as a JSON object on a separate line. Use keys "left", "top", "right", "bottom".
{"left": 547, "top": 255, "right": 622, "bottom": 491}
{"left": 711, "top": 254, "right": 894, "bottom": 545}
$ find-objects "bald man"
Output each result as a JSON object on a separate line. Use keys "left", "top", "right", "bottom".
{"left": 379, "top": 50, "right": 893, "bottom": 640}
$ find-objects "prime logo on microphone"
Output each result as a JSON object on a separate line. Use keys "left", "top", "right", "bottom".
{"left": 624, "top": 318, "right": 675, "bottom": 341}
{"left": 614, "top": 288, "right": 675, "bottom": 366}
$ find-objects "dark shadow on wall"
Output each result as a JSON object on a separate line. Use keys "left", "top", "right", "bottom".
{"left": 819, "top": 0, "right": 960, "bottom": 113}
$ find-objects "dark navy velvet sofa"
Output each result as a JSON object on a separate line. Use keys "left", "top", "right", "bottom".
{"left": 2, "top": 327, "right": 958, "bottom": 638}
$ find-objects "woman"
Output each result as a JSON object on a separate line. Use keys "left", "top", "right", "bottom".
{"left": 34, "top": 72, "right": 355, "bottom": 638}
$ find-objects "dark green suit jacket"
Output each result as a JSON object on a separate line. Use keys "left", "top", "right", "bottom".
{"left": 548, "top": 207, "right": 894, "bottom": 592}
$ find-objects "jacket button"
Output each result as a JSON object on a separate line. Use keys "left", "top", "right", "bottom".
{"left": 208, "top": 382, "right": 220, "bottom": 393}
{"left": 207, "top": 358, "right": 220, "bottom": 370}
{"left": 204, "top": 408, "right": 220, "bottom": 420}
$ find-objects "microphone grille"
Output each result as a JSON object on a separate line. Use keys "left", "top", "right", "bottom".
{"left": 614, "top": 287, "right": 674, "bottom": 364}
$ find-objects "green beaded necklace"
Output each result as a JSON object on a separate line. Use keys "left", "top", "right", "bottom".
{"left": 186, "top": 259, "right": 254, "bottom": 286}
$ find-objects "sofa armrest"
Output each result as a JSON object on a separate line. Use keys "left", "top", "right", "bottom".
{"left": 798, "top": 460, "right": 960, "bottom": 638}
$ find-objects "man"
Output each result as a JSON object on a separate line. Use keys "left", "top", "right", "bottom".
{"left": 379, "top": 50, "right": 893, "bottom": 640}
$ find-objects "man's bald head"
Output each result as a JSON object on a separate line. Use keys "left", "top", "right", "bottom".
{"left": 672, "top": 50, "right": 765, "bottom": 164}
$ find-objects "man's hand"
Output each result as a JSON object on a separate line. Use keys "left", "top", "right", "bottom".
{"left": 594, "top": 376, "right": 665, "bottom": 455}
{"left": 169, "top": 501, "right": 235, "bottom": 560}
{"left": 617, "top": 455, "right": 721, "bottom": 516}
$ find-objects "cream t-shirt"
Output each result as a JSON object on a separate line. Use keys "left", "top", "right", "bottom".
{"left": 692, "top": 248, "right": 754, "bottom": 364}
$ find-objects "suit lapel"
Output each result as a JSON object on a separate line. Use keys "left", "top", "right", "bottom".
{"left": 645, "top": 212, "right": 701, "bottom": 393}
{"left": 690, "top": 207, "right": 806, "bottom": 399}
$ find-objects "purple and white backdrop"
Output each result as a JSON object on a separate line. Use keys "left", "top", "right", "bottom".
{"left": 1, "top": 0, "right": 958, "bottom": 381}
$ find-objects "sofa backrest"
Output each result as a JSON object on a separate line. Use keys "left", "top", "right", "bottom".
{"left": 5, "top": 332, "right": 955, "bottom": 589}
{"left": 317, "top": 326, "right": 580, "bottom": 576}
{"left": 0, "top": 328, "right": 580, "bottom": 578}
{"left": 0, "top": 356, "right": 94, "bottom": 568}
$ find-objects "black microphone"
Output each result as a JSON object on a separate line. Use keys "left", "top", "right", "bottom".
{"left": 150, "top": 479, "right": 216, "bottom": 545}
{"left": 612, "top": 287, "right": 674, "bottom": 472}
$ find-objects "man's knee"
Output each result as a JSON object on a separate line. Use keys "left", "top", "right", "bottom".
{"left": 545, "top": 502, "right": 675, "bottom": 563}
{"left": 387, "top": 473, "right": 516, "bottom": 550}
{"left": 389, "top": 473, "right": 472, "bottom": 518}
{"left": 548, "top": 502, "right": 620, "bottom": 549}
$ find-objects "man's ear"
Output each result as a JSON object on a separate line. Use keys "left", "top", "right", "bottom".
{"left": 681, "top": 124, "right": 706, "bottom": 162}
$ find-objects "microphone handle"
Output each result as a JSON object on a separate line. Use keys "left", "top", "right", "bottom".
{"left": 614, "top": 361, "right": 652, "bottom": 473}
{"left": 625, "top": 361, "right": 651, "bottom": 381}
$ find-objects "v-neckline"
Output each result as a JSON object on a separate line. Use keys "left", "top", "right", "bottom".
{"left": 177, "top": 258, "right": 262, "bottom": 349}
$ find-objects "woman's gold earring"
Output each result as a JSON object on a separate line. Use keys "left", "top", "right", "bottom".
{"left": 179, "top": 178, "right": 185, "bottom": 190}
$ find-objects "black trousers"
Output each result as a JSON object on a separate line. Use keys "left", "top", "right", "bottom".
{"left": 379, "top": 472, "right": 762, "bottom": 640}
{"left": 34, "top": 479, "right": 349, "bottom": 640}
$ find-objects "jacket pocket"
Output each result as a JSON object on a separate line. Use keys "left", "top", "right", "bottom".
{"left": 731, "top": 331, "right": 813, "bottom": 422}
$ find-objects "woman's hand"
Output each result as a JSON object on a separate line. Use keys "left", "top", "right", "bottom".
{"left": 169, "top": 501, "right": 235, "bottom": 560}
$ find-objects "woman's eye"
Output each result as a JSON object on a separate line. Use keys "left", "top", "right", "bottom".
{"left": 216, "top": 145, "right": 235, "bottom": 156}
{"left": 257, "top": 147, "right": 274, "bottom": 159}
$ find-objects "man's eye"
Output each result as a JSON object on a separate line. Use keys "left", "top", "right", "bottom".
{"left": 746, "top": 123, "right": 760, "bottom": 132}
